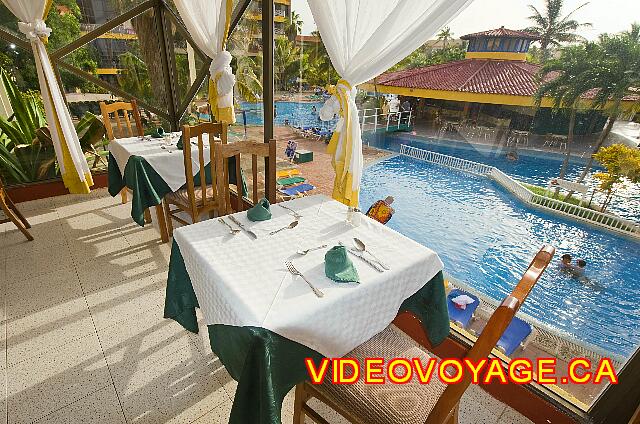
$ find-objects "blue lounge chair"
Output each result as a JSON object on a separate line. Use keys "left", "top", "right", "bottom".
{"left": 496, "top": 316, "right": 533, "bottom": 356}
{"left": 447, "top": 289, "right": 480, "bottom": 328}
{"left": 278, "top": 183, "right": 315, "bottom": 198}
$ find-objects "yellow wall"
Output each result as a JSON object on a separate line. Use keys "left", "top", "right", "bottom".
{"left": 465, "top": 51, "right": 527, "bottom": 61}
{"left": 358, "top": 83, "right": 637, "bottom": 111}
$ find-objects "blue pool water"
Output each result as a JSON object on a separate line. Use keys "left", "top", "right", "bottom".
{"left": 364, "top": 133, "right": 640, "bottom": 222}
{"left": 360, "top": 154, "right": 640, "bottom": 356}
{"left": 238, "top": 101, "right": 337, "bottom": 128}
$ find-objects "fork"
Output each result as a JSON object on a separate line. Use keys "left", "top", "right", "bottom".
{"left": 278, "top": 203, "right": 302, "bottom": 219}
{"left": 285, "top": 261, "right": 324, "bottom": 298}
{"left": 218, "top": 217, "right": 240, "bottom": 234}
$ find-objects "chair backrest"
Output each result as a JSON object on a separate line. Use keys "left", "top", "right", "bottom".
{"left": 215, "top": 140, "right": 277, "bottom": 216}
{"left": 426, "top": 245, "right": 555, "bottom": 424}
{"left": 100, "top": 100, "right": 143, "bottom": 140}
{"left": 182, "top": 122, "right": 228, "bottom": 214}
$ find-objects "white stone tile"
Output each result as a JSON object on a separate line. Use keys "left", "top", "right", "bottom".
{"left": 34, "top": 386, "right": 125, "bottom": 424}
{"left": 0, "top": 367, "right": 6, "bottom": 424}
{"left": 191, "top": 400, "right": 232, "bottom": 424}
{"left": 459, "top": 385, "right": 504, "bottom": 424}
{"left": 7, "top": 333, "right": 111, "bottom": 424}
{"left": 84, "top": 273, "right": 166, "bottom": 329}
{"left": 6, "top": 297, "right": 94, "bottom": 367}
{"left": 98, "top": 306, "right": 202, "bottom": 384}
{"left": 497, "top": 406, "right": 535, "bottom": 424}
{"left": 5, "top": 266, "right": 82, "bottom": 319}
{"left": 67, "top": 231, "right": 133, "bottom": 266}
{"left": 116, "top": 347, "right": 228, "bottom": 424}
{"left": 77, "top": 252, "right": 163, "bottom": 294}
{"left": 3, "top": 220, "right": 67, "bottom": 260}
{"left": 5, "top": 241, "right": 73, "bottom": 281}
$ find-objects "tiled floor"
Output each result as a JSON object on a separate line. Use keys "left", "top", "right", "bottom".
{"left": 0, "top": 190, "right": 534, "bottom": 424}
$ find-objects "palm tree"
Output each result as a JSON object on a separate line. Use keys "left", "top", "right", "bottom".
{"left": 525, "top": 0, "right": 591, "bottom": 62}
{"left": 274, "top": 38, "right": 301, "bottom": 91}
{"left": 572, "top": 24, "right": 640, "bottom": 188}
{"left": 535, "top": 44, "right": 596, "bottom": 195}
{"left": 285, "top": 11, "right": 303, "bottom": 41}
{"left": 437, "top": 27, "right": 453, "bottom": 49}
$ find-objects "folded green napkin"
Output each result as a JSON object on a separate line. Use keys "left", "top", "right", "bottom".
{"left": 150, "top": 127, "right": 165, "bottom": 138}
{"left": 176, "top": 135, "right": 183, "bottom": 150}
{"left": 325, "top": 245, "right": 359, "bottom": 283}
{"left": 277, "top": 176, "right": 306, "bottom": 186}
{"left": 247, "top": 197, "right": 272, "bottom": 221}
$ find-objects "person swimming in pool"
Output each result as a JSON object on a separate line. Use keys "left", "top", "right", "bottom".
{"left": 559, "top": 253, "right": 573, "bottom": 271}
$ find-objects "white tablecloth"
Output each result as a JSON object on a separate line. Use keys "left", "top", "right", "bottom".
{"left": 173, "top": 195, "right": 443, "bottom": 358}
{"left": 109, "top": 133, "right": 214, "bottom": 192}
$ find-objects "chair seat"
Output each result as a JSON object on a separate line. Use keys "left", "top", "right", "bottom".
{"left": 165, "top": 186, "right": 216, "bottom": 208}
{"left": 314, "top": 325, "right": 447, "bottom": 424}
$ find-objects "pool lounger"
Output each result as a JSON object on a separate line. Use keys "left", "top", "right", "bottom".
{"left": 277, "top": 176, "right": 306, "bottom": 186}
{"left": 277, "top": 168, "right": 300, "bottom": 178}
{"left": 496, "top": 316, "right": 533, "bottom": 356}
{"left": 447, "top": 288, "right": 480, "bottom": 328}
{"left": 278, "top": 183, "right": 315, "bottom": 197}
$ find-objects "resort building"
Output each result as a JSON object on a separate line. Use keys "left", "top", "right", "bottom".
{"left": 361, "top": 27, "right": 637, "bottom": 141}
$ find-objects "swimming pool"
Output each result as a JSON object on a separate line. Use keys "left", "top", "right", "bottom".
{"left": 360, "top": 154, "right": 640, "bottom": 357}
{"left": 363, "top": 132, "right": 640, "bottom": 222}
{"left": 238, "top": 101, "right": 337, "bottom": 128}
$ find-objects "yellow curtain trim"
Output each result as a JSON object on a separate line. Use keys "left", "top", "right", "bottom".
{"left": 208, "top": 0, "right": 235, "bottom": 124}
{"left": 42, "top": 54, "right": 93, "bottom": 194}
{"left": 327, "top": 79, "right": 359, "bottom": 207}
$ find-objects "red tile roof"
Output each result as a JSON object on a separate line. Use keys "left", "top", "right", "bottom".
{"left": 460, "top": 27, "right": 540, "bottom": 40}
{"left": 373, "top": 59, "right": 546, "bottom": 97}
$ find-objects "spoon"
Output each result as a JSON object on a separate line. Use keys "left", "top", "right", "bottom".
{"left": 296, "top": 244, "right": 328, "bottom": 255}
{"left": 269, "top": 220, "right": 298, "bottom": 235}
{"left": 218, "top": 217, "right": 240, "bottom": 234}
{"left": 353, "top": 238, "right": 390, "bottom": 270}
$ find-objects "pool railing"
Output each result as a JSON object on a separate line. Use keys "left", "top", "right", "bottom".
{"left": 399, "top": 144, "right": 640, "bottom": 239}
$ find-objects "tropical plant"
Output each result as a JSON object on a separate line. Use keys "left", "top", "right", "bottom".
{"left": 390, "top": 45, "right": 466, "bottom": 72}
{"left": 437, "top": 27, "right": 453, "bottom": 49}
{"left": 117, "top": 52, "right": 153, "bottom": 104}
{"left": 535, "top": 43, "right": 598, "bottom": 194}
{"left": 228, "top": 22, "right": 263, "bottom": 102}
{"left": 285, "top": 11, "right": 303, "bottom": 41}
{"left": 572, "top": 24, "right": 640, "bottom": 189}
{"left": 525, "top": 0, "right": 591, "bottom": 62}
{"left": 0, "top": 68, "right": 106, "bottom": 184}
{"left": 592, "top": 144, "right": 640, "bottom": 211}
{"left": 274, "top": 38, "right": 301, "bottom": 91}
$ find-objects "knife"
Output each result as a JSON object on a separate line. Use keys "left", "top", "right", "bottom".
{"left": 340, "top": 243, "right": 384, "bottom": 272}
{"left": 228, "top": 215, "right": 257, "bottom": 239}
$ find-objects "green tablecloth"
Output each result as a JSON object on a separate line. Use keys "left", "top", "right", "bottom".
{"left": 164, "top": 240, "right": 450, "bottom": 424}
{"left": 108, "top": 153, "right": 247, "bottom": 226}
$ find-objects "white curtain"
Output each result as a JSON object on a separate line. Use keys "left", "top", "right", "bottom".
{"left": 3, "top": 0, "right": 93, "bottom": 193}
{"left": 309, "top": 0, "right": 473, "bottom": 206}
{"left": 174, "top": 0, "right": 236, "bottom": 123}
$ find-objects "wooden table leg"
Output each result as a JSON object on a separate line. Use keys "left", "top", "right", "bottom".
{"left": 143, "top": 208, "right": 152, "bottom": 224}
{"left": 155, "top": 204, "right": 169, "bottom": 243}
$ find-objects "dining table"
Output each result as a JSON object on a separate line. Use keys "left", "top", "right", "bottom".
{"left": 107, "top": 132, "right": 245, "bottom": 241}
{"left": 163, "top": 195, "right": 450, "bottom": 424}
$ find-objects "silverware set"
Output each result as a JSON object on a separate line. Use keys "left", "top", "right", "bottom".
{"left": 217, "top": 212, "right": 390, "bottom": 298}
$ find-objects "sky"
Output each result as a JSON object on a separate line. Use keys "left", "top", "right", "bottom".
{"left": 291, "top": 0, "right": 640, "bottom": 41}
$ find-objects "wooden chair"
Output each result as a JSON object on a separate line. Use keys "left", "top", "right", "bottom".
{"left": 293, "top": 245, "right": 555, "bottom": 424}
{"left": 99, "top": 100, "right": 144, "bottom": 206}
{"left": 0, "top": 176, "right": 32, "bottom": 241}
{"left": 163, "top": 122, "right": 227, "bottom": 237}
{"left": 214, "top": 139, "right": 276, "bottom": 216}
